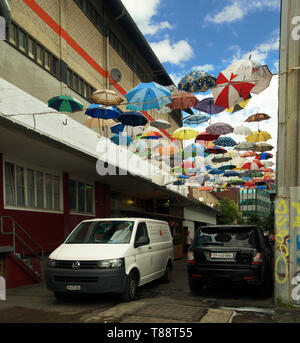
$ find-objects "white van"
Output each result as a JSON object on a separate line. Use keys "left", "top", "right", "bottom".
{"left": 45, "top": 218, "right": 174, "bottom": 301}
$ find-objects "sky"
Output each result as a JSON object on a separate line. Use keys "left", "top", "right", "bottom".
{"left": 120, "top": 0, "right": 281, "bottom": 168}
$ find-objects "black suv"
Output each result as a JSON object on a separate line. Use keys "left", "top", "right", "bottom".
{"left": 187, "top": 225, "right": 273, "bottom": 296}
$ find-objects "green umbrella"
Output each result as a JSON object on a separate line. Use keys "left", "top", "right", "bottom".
{"left": 48, "top": 95, "right": 83, "bottom": 112}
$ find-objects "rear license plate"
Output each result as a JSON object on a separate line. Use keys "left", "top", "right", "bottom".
{"left": 210, "top": 252, "right": 234, "bottom": 259}
{"left": 66, "top": 285, "right": 81, "bottom": 291}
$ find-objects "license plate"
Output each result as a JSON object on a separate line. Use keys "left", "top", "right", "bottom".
{"left": 66, "top": 285, "right": 81, "bottom": 291}
{"left": 210, "top": 252, "right": 234, "bottom": 259}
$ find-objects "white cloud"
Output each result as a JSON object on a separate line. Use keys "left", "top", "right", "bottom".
{"left": 120, "top": 0, "right": 172, "bottom": 35}
{"left": 150, "top": 38, "right": 194, "bottom": 66}
{"left": 193, "top": 64, "right": 215, "bottom": 73}
{"left": 205, "top": 0, "right": 280, "bottom": 25}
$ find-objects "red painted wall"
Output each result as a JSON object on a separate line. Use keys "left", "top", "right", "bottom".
{"left": 6, "top": 254, "right": 37, "bottom": 288}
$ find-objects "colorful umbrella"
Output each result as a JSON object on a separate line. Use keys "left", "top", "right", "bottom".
{"left": 195, "top": 131, "right": 220, "bottom": 141}
{"left": 245, "top": 113, "right": 271, "bottom": 122}
{"left": 253, "top": 143, "right": 274, "bottom": 152}
{"left": 110, "top": 134, "right": 133, "bottom": 146}
{"left": 167, "top": 90, "right": 199, "bottom": 110}
{"left": 256, "top": 152, "right": 273, "bottom": 160}
{"left": 141, "top": 131, "right": 163, "bottom": 140}
{"left": 178, "top": 70, "right": 217, "bottom": 93}
{"left": 184, "top": 114, "right": 210, "bottom": 126}
{"left": 205, "top": 145, "right": 227, "bottom": 155}
{"left": 117, "top": 111, "right": 148, "bottom": 127}
{"left": 246, "top": 131, "right": 272, "bottom": 143}
{"left": 206, "top": 122, "right": 234, "bottom": 135}
{"left": 244, "top": 181, "right": 256, "bottom": 188}
{"left": 219, "top": 164, "right": 236, "bottom": 171}
{"left": 213, "top": 136, "right": 237, "bottom": 147}
{"left": 224, "top": 171, "right": 240, "bottom": 177}
{"left": 241, "top": 160, "right": 263, "bottom": 170}
{"left": 172, "top": 127, "right": 198, "bottom": 141}
{"left": 226, "top": 94, "right": 252, "bottom": 113}
{"left": 233, "top": 125, "right": 252, "bottom": 136}
{"left": 85, "top": 104, "right": 120, "bottom": 119}
{"left": 89, "top": 89, "right": 124, "bottom": 106}
{"left": 151, "top": 119, "right": 171, "bottom": 129}
{"left": 48, "top": 95, "right": 83, "bottom": 112}
{"left": 194, "top": 97, "right": 225, "bottom": 114}
{"left": 125, "top": 82, "right": 171, "bottom": 111}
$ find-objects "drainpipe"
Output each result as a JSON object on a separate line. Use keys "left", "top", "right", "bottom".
{"left": 0, "top": 0, "right": 11, "bottom": 25}
{"left": 104, "top": 7, "right": 126, "bottom": 89}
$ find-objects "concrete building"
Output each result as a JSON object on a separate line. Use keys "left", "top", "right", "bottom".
{"left": 0, "top": 0, "right": 219, "bottom": 288}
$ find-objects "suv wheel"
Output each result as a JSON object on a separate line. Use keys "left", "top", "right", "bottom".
{"left": 121, "top": 272, "right": 137, "bottom": 302}
{"left": 161, "top": 264, "right": 172, "bottom": 283}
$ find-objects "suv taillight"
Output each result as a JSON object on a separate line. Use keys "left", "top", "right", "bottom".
{"left": 252, "top": 251, "right": 263, "bottom": 265}
{"left": 187, "top": 249, "right": 195, "bottom": 264}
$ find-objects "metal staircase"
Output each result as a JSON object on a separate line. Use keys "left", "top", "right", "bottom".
{"left": 0, "top": 216, "right": 44, "bottom": 281}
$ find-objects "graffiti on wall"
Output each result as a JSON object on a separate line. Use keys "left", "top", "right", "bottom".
{"left": 291, "top": 201, "right": 300, "bottom": 301}
{"left": 275, "top": 199, "right": 289, "bottom": 285}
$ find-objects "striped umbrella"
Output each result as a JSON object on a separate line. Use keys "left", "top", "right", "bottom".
{"left": 48, "top": 95, "right": 83, "bottom": 112}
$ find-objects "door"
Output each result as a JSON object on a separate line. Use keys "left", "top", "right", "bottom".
{"left": 134, "top": 222, "right": 153, "bottom": 285}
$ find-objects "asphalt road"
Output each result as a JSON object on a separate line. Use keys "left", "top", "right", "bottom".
{"left": 0, "top": 257, "right": 298, "bottom": 324}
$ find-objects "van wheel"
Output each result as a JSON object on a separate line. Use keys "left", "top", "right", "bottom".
{"left": 161, "top": 264, "right": 172, "bottom": 283}
{"left": 121, "top": 272, "right": 137, "bottom": 302}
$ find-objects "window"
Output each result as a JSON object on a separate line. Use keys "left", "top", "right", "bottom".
{"left": 69, "top": 179, "right": 94, "bottom": 214}
{"left": 28, "top": 37, "right": 36, "bottom": 59}
{"left": 52, "top": 56, "right": 59, "bottom": 77}
{"left": 36, "top": 44, "right": 44, "bottom": 66}
{"left": 45, "top": 51, "right": 51, "bottom": 71}
{"left": 18, "top": 29, "right": 27, "bottom": 53}
{"left": 9, "top": 23, "right": 17, "bottom": 45}
{"left": 4, "top": 162, "right": 61, "bottom": 211}
{"left": 135, "top": 223, "right": 149, "bottom": 245}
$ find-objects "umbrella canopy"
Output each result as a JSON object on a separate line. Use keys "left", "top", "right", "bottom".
{"left": 110, "top": 134, "right": 133, "bottom": 146}
{"left": 256, "top": 152, "right": 273, "bottom": 160}
{"left": 261, "top": 160, "right": 274, "bottom": 167}
{"left": 234, "top": 142, "right": 257, "bottom": 151}
{"left": 85, "top": 104, "right": 120, "bottom": 119}
{"left": 224, "top": 59, "right": 266, "bottom": 82}
{"left": 178, "top": 70, "right": 217, "bottom": 93}
{"left": 241, "top": 160, "right": 263, "bottom": 170}
{"left": 172, "top": 127, "right": 198, "bottom": 141}
{"left": 205, "top": 145, "right": 227, "bottom": 155}
{"left": 212, "top": 156, "right": 232, "bottom": 163}
{"left": 128, "top": 140, "right": 151, "bottom": 157}
{"left": 245, "top": 113, "right": 271, "bottom": 122}
{"left": 195, "top": 131, "right": 220, "bottom": 142}
{"left": 241, "top": 151, "right": 257, "bottom": 157}
{"left": 226, "top": 94, "right": 252, "bottom": 113}
{"left": 84, "top": 118, "right": 115, "bottom": 129}
{"left": 151, "top": 119, "right": 171, "bottom": 129}
{"left": 260, "top": 167, "right": 274, "bottom": 173}
{"left": 110, "top": 123, "right": 125, "bottom": 134}
{"left": 156, "top": 145, "right": 178, "bottom": 156}
{"left": 233, "top": 125, "right": 253, "bottom": 136}
{"left": 224, "top": 171, "right": 240, "bottom": 177}
{"left": 167, "top": 90, "right": 199, "bottom": 110}
{"left": 125, "top": 82, "right": 171, "bottom": 111}
{"left": 244, "top": 181, "right": 256, "bottom": 188}
{"left": 140, "top": 131, "right": 163, "bottom": 140}
{"left": 219, "top": 164, "right": 236, "bottom": 171}
{"left": 209, "top": 168, "right": 224, "bottom": 175}
{"left": 117, "top": 111, "right": 148, "bottom": 127}
{"left": 48, "top": 95, "right": 83, "bottom": 112}
{"left": 246, "top": 131, "right": 272, "bottom": 143}
{"left": 251, "top": 65, "right": 273, "bottom": 95}
{"left": 213, "top": 136, "right": 237, "bottom": 147}
{"left": 184, "top": 114, "right": 210, "bottom": 126}
{"left": 253, "top": 143, "right": 274, "bottom": 152}
{"left": 206, "top": 122, "right": 234, "bottom": 135}
{"left": 194, "top": 97, "right": 225, "bottom": 114}
{"left": 89, "top": 89, "right": 124, "bottom": 106}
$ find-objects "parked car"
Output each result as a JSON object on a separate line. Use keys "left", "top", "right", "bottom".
{"left": 187, "top": 225, "right": 273, "bottom": 296}
{"left": 45, "top": 218, "right": 174, "bottom": 301}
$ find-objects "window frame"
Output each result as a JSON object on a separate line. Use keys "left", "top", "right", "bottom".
{"left": 68, "top": 178, "right": 95, "bottom": 215}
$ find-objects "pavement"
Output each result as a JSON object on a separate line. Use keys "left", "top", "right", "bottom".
{"left": 1, "top": 258, "right": 300, "bottom": 323}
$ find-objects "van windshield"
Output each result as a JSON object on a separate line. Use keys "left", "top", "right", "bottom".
{"left": 65, "top": 221, "right": 134, "bottom": 244}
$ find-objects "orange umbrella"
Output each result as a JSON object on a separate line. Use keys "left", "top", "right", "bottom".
{"left": 156, "top": 146, "right": 177, "bottom": 156}
{"left": 167, "top": 90, "right": 200, "bottom": 110}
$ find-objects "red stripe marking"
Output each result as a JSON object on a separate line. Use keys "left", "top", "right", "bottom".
{"left": 22, "top": 0, "right": 173, "bottom": 139}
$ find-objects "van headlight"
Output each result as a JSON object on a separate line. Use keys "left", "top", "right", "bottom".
{"left": 97, "top": 258, "right": 123, "bottom": 268}
{"left": 48, "top": 259, "right": 57, "bottom": 268}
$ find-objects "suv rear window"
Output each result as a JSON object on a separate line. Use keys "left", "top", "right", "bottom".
{"left": 194, "top": 227, "right": 258, "bottom": 249}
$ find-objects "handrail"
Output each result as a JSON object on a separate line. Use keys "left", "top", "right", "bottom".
{"left": 0, "top": 216, "right": 44, "bottom": 259}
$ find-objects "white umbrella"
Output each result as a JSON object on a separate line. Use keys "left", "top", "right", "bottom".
{"left": 233, "top": 125, "right": 253, "bottom": 136}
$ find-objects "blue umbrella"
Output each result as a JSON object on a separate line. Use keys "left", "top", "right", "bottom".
{"left": 117, "top": 111, "right": 148, "bottom": 127}
{"left": 218, "top": 164, "right": 237, "bottom": 171}
{"left": 223, "top": 171, "right": 240, "bottom": 177}
{"left": 194, "top": 97, "right": 225, "bottom": 114}
{"left": 183, "top": 114, "right": 210, "bottom": 126}
{"left": 177, "top": 174, "right": 190, "bottom": 179}
{"left": 110, "top": 134, "right": 133, "bottom": 146}
{"left": 125, "top": 82, "right": 171, "bottom": 111}
{"left": 256, "top": 152, "right": 273, "bottom": 160}
{"left": 209, "top": 168, "right": 224, "bottom": 175}
{"left": 85, "top": 104, "right": 120, "bottom": 119}
{"left": 178, "top": 71, "right": 217, "bottom": 93}
{"left": 213, "top": 136, "right": 237, "bottom": 147}
{"left": 173, "top": 180, "right": 185, "bottom": 185}
{"left": 110, "top": 124, "right": 125, "bottom": 134}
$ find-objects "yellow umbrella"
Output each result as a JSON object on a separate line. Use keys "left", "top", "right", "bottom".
{"left": 245, "top": 130, "right": 272, "bottom": 143}
{"left": 89, "top": 89, "right": 124, "bottom": 106}
{"left": 226, "top": 94, "right": 252, "bottom": 113}
{"left": 172, "top": 127, "right": 198, "bottom": 141}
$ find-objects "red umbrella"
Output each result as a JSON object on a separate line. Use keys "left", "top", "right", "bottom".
{"left": 167, "top": 90, "right": 199, "bottom": 110}
{"left": 260, "top": 167, "right": 274, "bottom": 172}
{"left": 205, "top": 145, "right": 227, "bottom": 155}
{"left": 241, "top": 151, "right": 257, "bottom": 157}
{"left": 242, "top": 160, "right": 263, "bottom": 170}
{"left": 244, "top": 181, "right": 256, "bottom": 188}
{"left": 195, "top": 131, "right": 220, "bottom": 141}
